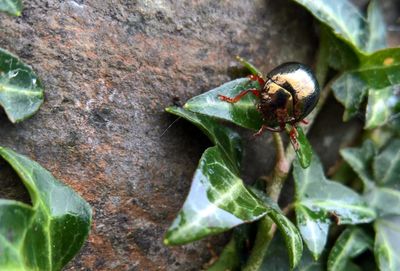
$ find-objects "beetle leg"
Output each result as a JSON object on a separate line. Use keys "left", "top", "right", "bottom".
{"left": 218, "top": 88, "right": 260, "bottom": 103}
{"left": 300, "top": 119, "right": 309, "bottom": 125}
{"left": 253, "top": 124, "right": 284, "bottom": 137}
{"left": 289, "top": 125, "right": 300, "bottom": 150}
{"left": 248, "top": 74, "right": 266, "bottom": 87}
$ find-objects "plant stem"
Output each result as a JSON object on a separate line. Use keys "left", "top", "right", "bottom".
{"left": 243, "top": 74, "right": 336, "bottom": 271}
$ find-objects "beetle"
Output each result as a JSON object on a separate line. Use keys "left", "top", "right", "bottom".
{"left": 218, "top": 62, "right": 320, "bottom": 138}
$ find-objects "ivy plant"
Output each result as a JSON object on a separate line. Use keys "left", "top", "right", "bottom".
{"left": 0, "top": 1, "right": 92, "bottom": 270}
{"left": 164, "top": 0, "right": 400, "bottom": 270}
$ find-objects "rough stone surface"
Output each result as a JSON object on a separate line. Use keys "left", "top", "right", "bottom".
{"left": 3, "top": 0, "right": 398, "bottom": 270}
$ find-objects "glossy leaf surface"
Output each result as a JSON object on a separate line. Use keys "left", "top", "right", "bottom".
{"left": 374, "top": 216, "right": 400, "bottom": 271}
{"left": 0, "top": 48, "right": 44, "bottom": 123}
{"left": 184, "top": 78, "right": 263, "bottom": 131}
{"left": 293, "top": 153, "right": 376, "bottom": 259}
{"left": 0, "top": 147, "right": 92, "bottom": 271}
{"left": 164, "top": 107, "right": 267, "bottom": 245}
{"left": 0, "top": 0, "right": 22, "bottom": 16}
{"left": 327, "top": 227, "right": 372, "bottom": 271}
{"left": 292, "top": 0, "right": 366, "bottom": 51}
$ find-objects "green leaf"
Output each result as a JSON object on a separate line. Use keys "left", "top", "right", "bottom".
{"left": 365, "top": 0, "right": 387, "bottom": 52}
{"left": 184, "top": 78, "right": 263, "bottom": 131}
{"left": 261, "top": 231, "right": 324, "bottom": 271}
{"left": 332, "top": 73, "right": 368, "bottom": 121}
{"left": 332, "top": 48, "right": 400, "bottom": 125}
{"left": 251, "top": 188, "right": 303, "bottom": 269}
{"left": 0, "top": 0, "right": 22, "bottom": 16}
{"left": 289, "top": 125, "right": 313, "bottom": 169}
{"left": 166, "top": 106, "right": 242, "bottom": 172}
{"left": 164, "top": 107, "right": 267, "bottom": 245}
{"left": 327, "top": 227, "right": 372, "bottom": 271}
{"left": 0, "top": 147, "right": 92, "bottom": 270}
{"left": 293, "top": 153, "right": 376, "bottom": 259}
{"left": 374, "top": 216, "right": 400, "bottom": 271}
{"left": 342, "top": 139, "right": 400, "bottom": 217}
{"left": 340, "top": 140, "right": 376, "bottom": 190}
{"left": 0, "top": 48, "right": 44, "bottom": 123}
{"left": 365, "top": 87, "right": 394, "bottom": 129}
{"left": 207, "top": 225, "right": 251, "bottom": 271}
{"left": 373, "top": 139, "right": 400, "bottom": 188}
{"left": 164, "top": 146, "right": 267, "bottom": 245}
{"left": 292, "top": 0, "right": 367, "bottom": 51}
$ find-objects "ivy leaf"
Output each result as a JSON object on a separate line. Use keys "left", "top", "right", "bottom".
{"left": 365, "top": 86, "right": 394, "bottom": 129}
{"left": 340, "top": 140, "right": 376, "bottom": 191}
{"left": 365, "top": 0, "right": 387, "bottom": 52}
{"left": 374, "top": 215, "right": 400, "bottom": 271}
{"left": 0, "top": 0, "right": 22, "bottom": 16}
{"left": 166, "top": 106, "right": 242, "bottom": 172}
{"left": 207, "top": 225, "right": 251, "bottom": 271}
{"left": 261, "top": 232, "right": 324, "bottom": 271}
{"left": 164, "top": 107, "right": 267, "bottom": 245}
{"left": 332, "top": 73, "right": 368, "bottom": 122}
{"left": 0, "top": 48, "right": 44, "bottom": 123}
{"left": 289, "top": 125, "right": 313, "bottom": 168}
{"left": 164, "top": 146, "right": 267, "bottom": 245}
{"left": 184, "top": 78, "right": 263, "bottom": 131}
{"left": 293, "top": 153, "right": 376, "bottom": 259}
{"left": 292, "top": 0, "right": 367, "bottom": 51}
{"left": 251, "top": 188, "right": 303, "bottom": 269}
{"left": 373, "top": 139, "right": 400, "bottom": 188}
{"left": 332, "top": 48, "right": 400, "bottom": 126}
{"left": 327, "top": 227, "right": 372, "bottom": 271}
{"left": 0, "top": 147, "right": 92, "bottom": 270}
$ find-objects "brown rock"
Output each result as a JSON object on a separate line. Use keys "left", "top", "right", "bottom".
{"left": 0, "top": 0, "right": 316, "bottom": 270}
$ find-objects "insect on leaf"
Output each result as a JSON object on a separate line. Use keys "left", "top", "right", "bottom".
{"left": 184, "top": 78, "right": 263, "bottom": 131}
{"left": 164, "top": 107, "right": 267, "bottom": 245}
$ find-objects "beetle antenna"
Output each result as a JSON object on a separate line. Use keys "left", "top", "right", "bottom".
{"left": 160, "top": 117, "right": 182, "bottom": 138}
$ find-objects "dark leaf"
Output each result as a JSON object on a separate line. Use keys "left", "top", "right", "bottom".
{"left": 0, "top": 48, "right": 44, "bottom": 123}
{"left": 327, "top": 227, "right": 372, "bottom": 271}
{"left": 0, "top": 147, "right": 92, "bottom": 270}
{"left": 207, "top": 225, "right": 251, "bottom": 271}
{"left": 261, "top": 231, "right": 324, "bottom": 271}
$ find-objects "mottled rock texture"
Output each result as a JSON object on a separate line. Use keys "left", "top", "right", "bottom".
{"left": 0, "top": 0, "right": 396, "bottom": 270}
